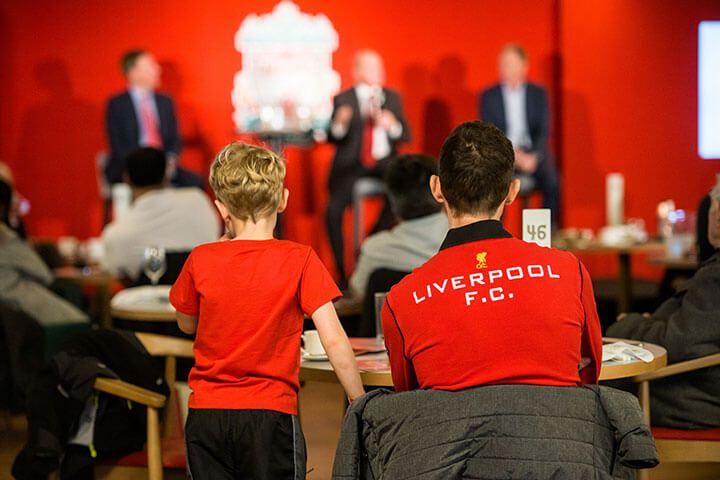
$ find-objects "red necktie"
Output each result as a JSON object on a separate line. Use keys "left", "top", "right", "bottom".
{"left": 361, "top": 113, "right": 375, "bottom": 169}
{"left": 141, "top": 93, "right": 163, "bottom": 148}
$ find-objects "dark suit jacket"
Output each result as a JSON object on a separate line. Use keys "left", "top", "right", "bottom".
{"left": 327, "top": 87, "right": 410, "bottom": 184}
{"left": 479, "top": 82, "right": 549, "bottom": 158}
{"left": 105, "top": 91, "right": 181, "bottom": 183}
{"left": 606, "top": 252, "right": 720, "bottom": 429}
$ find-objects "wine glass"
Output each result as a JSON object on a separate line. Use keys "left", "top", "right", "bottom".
{"left": 143, "top": 246, "right": 167, "bottom": 286}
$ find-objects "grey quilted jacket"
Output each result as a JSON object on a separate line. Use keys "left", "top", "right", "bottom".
{"left": 332, "top": 385, "right": 658, "bottom": 480}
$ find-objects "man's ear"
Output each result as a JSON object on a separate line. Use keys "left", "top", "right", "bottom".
{"left": 505, "top": 178, "right": 521, "bottom": 205}
{"left": 214, "top": 199, "right": 230, "bottom": 220}
{"left": 277, "top": 188, "right": 290, "bottom": 214}
{"left": 430, "top": 175, "right": 445, "bottom": 205}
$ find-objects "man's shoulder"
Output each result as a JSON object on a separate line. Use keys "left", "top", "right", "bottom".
{"left": 107, "top": 91, "right": 131, "bottom": 108}
{"left": 154, "top": 91, "right": 175, "bottom": 105}
{"left": 481, "top": 83, "right": 502, "bottom": 98}
{"left": 334, "top": 88, "right": 356, "bottom": 101}
{"left": 526, "top": 82, "right": 548, "bottom": 98}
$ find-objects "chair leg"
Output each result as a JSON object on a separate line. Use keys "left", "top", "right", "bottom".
{"left": 147, "top": 407, "right": 163, "bottom": 480}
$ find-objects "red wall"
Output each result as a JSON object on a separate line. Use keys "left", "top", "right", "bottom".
{"left": 0, "top": 0, "right": 718, "bottom": 278}
{"left": 560, "top": 0, "right": 720, "bottom": 276}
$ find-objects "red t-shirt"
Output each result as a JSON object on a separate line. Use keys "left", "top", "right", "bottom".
{"left": 382, "top": 220, "right": 603, "bottom": 392}
{"left": 169, "top": 239, "right": 340, "bottom": 415}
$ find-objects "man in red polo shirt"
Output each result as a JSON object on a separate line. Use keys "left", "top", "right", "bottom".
{"left": 381, "top": 121, "right": 602, "bottom": 392}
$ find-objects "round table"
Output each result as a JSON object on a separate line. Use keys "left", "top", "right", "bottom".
{"left": 300, "top": 338, "right": 668, "bottom": 387}
{"left": 110, "top": 285, "right": 177, "bottom": 322}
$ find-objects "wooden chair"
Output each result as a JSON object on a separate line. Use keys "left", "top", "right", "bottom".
{"left": 93, "top": 332, "right": 194, "bottom": 480}
{"left": 634, "top": 352, "right": 720, "bottom": 480}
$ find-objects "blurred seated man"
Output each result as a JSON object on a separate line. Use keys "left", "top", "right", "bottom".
{"left": 606, "top": 179, "right": 720, "bottom": 429}
{"left": 381, "top": 121, "right": 602, "bottom": 392}
{"left": 101, "top": 148, "right": 220, "bottom": 281}
{"left": 480, "top": 43, "right": 560, "bottom": 227}
{"left": 105, "top": 49, "right": 202, "bottom": 188}
{"left": 0, "top": 180, "right": 88, "bottom": 326}
{"left": 348, "top": 154, "right": 447, "bottom": 300}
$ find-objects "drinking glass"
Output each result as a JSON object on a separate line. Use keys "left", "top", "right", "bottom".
{"left": 143, "top": 246, "right": 167, "bottom": 286}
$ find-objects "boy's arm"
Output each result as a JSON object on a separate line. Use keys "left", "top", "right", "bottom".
{"left": 177, "top": 312, "right": 198, "bottom": 335}
{"left": 311, "top": 302, "right": 365, "bottom": 402}
{"left": 381, "top": 298, "right": 419, "bottom": 391}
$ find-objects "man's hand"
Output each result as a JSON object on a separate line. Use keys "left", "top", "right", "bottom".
{"left": 334, "top": 104, "right": 353, "bottom": 129}
{"left": 514, "top": 150, "right": 539, "bottom": 174}
{"left": 376, "top": 110, "right": 399, "bottom": 131}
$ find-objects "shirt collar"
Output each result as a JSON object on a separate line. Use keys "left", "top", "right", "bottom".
{"left": 439, "top": 219, "right": 512, "bottom": 251}
{"left": 129, "top": 86, "right": 153, "bottom": 101}
{"left": 501, "top": 82, "right": 526, "bottom": 94}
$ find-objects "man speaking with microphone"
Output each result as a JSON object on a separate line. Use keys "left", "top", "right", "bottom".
{"left": 326, "top": 49, "right": 410, "bottom": 288}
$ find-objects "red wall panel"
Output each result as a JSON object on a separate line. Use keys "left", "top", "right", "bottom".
{"left": 1, "top": 0, "right": 718, "bottom": 280}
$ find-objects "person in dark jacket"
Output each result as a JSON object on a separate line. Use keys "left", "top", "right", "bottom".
{"left": 326, "top": 50, "right": 411, "bottom": 286}
{"left": 479, "top": 43, "right": 560, "bottom": 226}
{"left": 105, "top": 49, "right": 201, "bottom": 187}
{"left": 332, "top": 385, "right": 658, "bottom": 480}
{"left": 606, "top": 180, "right": 720, "bottom": 429}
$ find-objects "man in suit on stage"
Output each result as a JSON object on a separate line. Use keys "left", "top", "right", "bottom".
{"left": 105, "top": 49, "right": 201, "bottom": 187}
{"left": 479, "top": 43, "right": 560, "bottom": 226}
{"left": 327, "top": 50, "right": 410, "bottom": 287}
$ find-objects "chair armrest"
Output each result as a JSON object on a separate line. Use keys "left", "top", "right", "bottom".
{"left": 135, "top": 332, "right": 194, "bottom": 359}
{"left": 634, "top": 352, "right": 720, "bottom": 383}
{"left": 94, "top": 377, "right": 167, "bottom": 409}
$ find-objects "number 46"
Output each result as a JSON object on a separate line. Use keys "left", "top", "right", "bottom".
{"left": 527, "top": 224, "right": 547, "bottom": 240}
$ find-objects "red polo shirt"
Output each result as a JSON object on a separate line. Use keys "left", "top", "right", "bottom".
{"left": 382, "top": 220, "right": 602, "bottom": 392}
{"left": 170, "top": 239, "right": 340, "bottom": 415}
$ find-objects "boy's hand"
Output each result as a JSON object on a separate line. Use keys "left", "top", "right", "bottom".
{"left": 311, "top": 302, "right": 365, "bottom": 401}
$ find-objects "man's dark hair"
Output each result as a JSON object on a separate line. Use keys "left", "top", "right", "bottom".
{"left": 125, "top": 148, "right": 167, "bottom": 187}
{"left": 385, "top": 154, "right": 441, "bottom": 220}
{"left": 121, "top": 49, "right": 148, "bottom": 75}
{"left": 0, "top": 179, "right": 11, "bottom": 226}
{"left": 438, "top": 121, "right": 514, "bottom": 215}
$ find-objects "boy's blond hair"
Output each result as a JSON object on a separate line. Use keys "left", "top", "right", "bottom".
{"left": 209, "top": 142, "right": 286, "bottom": 222}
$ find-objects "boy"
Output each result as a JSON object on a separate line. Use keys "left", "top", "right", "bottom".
{"left": 170, "top": 142, "right": 364, "bottom": 479}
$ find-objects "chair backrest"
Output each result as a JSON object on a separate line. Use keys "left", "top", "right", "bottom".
{"left": 339, "top": 385, "right": 658, "bottom": 478}
{"left": 360, "top": 269, "right": 409, "bottom": 337}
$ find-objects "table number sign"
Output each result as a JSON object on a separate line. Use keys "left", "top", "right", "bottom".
{"left": 522, "top": 209, "right": 551, "bottom": 247}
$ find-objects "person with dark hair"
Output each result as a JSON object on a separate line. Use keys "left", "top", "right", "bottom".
{"left": 105, "top": 49, "right": 202, "bottom": 187}
{"left": 0, "top": 179, "right": 88, "bottom": 325}
{"left": 101, "top": 148, "right": 219, "bottom": 281}
{"left": 348, "top": 154, "right": 446, "bottom": 298}
{"left": 479, "top": 43, "right": 561, "bottom": 226}
{"left": 381, "top": 121, "right": 602, "bottom": 392}
{"left": 605, "top": 177, "right": 720, "bottom": 429}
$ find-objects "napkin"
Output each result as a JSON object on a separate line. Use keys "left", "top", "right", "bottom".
{"left": 111, "top": 285, "right": 173, "bottom": 312}
{"left": 602, "top": 341, "right": 654, "bottom": 363}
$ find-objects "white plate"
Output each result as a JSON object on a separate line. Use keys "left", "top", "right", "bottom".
{"left": 301, "top": 351, "right": 329, "bottom": 361}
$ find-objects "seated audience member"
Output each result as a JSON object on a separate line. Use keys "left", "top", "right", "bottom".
{"left": 0, "top": 180, "right": 87, "bottom": 325}
{"left": 381, "top": 121, "right": 602, "bottom": 392}
{"left": 102, "top": 148, "right": 220, "bottom": 281}
{"left": 606, "top": 180, "right": 720, "bottom": 429}
{"left": 0, "top": 161, "right": 28, "bottom": 239}
{"left": 348, "top": 154, "right": 447, "bottom": 299}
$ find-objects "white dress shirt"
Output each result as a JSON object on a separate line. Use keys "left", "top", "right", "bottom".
{"left": 331, "top": 84, "right": 403, "bottom": 160}
{"left": 501, "top": 83, "right": 532, "bottom": 150}
{"left": 349, "top": 212, "right": 448, "bottom": 296}
{"left": 102, "top": 187, "right": 221, "bottom": 280}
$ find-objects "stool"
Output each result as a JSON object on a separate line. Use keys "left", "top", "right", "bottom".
{"left": 352, "top": 177, "right": 385, "bottom": 254}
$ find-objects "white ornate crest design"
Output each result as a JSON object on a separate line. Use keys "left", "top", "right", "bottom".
{"left": 232, "top": 1, "right": 340, "bottom": 133}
